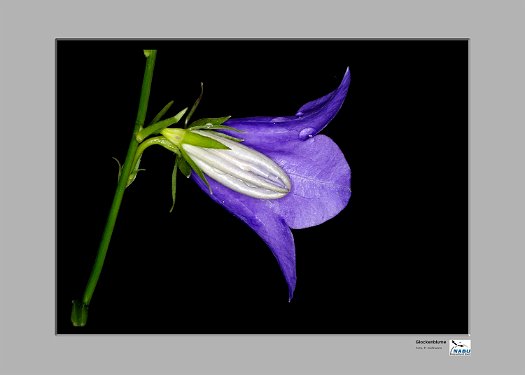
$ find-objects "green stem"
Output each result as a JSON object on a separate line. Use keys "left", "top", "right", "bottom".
{"left": 126, "top": 136, "right": 181, "bottom": 187}
{"left": 134, "top": 136, "right": 181, "bottom": 163}
{"left": 71, "top": 50, "right": 157, "bottom": 327}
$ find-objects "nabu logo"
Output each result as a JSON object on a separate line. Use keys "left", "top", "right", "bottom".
{"left": 449, "top": 339, "right": 471, "bottom": 356}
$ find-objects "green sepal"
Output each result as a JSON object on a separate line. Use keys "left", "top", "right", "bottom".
{"left": 180, "top": 147, "right": 211, "bottom": 193}
{"left": 149, "top": 100, "right": 174, "bottom": 126}
{"left": 189, "top": 124, "right": 243, "bottom": 134}
{"left": 169, "top": 156, "right": 178, "bottom": 213}
{"left": 211, "top": 131, "right": 244, "bottom": 143}
{"left": 136, "top": 107, "right": 188, "bottom": 142}
{"left": 177, "top": 156, "right": 191, "bottom": 177}
{"left": 156, "top": 137, "right": 181, "bottom": 156}
{"left": 187, "top": 116, "right": 232, "bottom": 129}
{"left": 184, "top": 82, "right": 203, "bottom": 128}
{"left": 184, "top": 131, "right": 230, "bottom": 150}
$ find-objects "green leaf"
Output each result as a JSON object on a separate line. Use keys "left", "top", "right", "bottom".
{"left": 188, "top": 124, "right": 243, "bottom": 134}
{"left": 177, "top": 157, "right": 191, "bottom": 177}
{"left": 126, "top": 155, "right": 143, "bottom": 187}
{"left": 180, "top": 148, "right": 211, "bottom": 193}
{"left": 184, "top": 82, "right": 203, "bottom": 128}
{"left": 112, "top": 157, "right": 122, "bottom": 181}
{"left": 184, "top": 131, "right": 230, "bottom": 150}
{"left": 169, "top": 156, "right": 178, "bottom": 213}
{"left": 211, "top": 131, "right": 244, "bottom": 143}
{"left": 136, "top": 107, "right": 188, "bottom": 142}
{"left": 187, "top": 116, "right": 232, "bottom": 129}
{"left": 171, "top": 107, "right": 188, "bottom": 124}
{"left": 149, "top": 100, "right": 174, "bottom": 126}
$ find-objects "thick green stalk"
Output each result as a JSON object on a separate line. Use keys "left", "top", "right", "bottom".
{"left": 71, "top": 50, "right": 157, "bottom": 327}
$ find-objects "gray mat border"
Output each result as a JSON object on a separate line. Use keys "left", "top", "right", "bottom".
{"left": 1, "top": 1, "right": 524, "bottom": 374}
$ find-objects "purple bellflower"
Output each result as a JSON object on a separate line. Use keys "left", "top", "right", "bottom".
{"left": 168, "top": 69, "right": 351, "bottom": 300}
{"left": 70, "top": 56, "right": 350, "bottom": 328}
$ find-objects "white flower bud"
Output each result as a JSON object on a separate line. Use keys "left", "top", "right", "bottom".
{"left": 183, "top": 130, "right": 291, "bottom": 199}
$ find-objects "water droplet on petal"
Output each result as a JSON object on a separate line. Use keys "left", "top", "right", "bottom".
{"left": 299, "top": 127, "right": 316, "bottom": 140}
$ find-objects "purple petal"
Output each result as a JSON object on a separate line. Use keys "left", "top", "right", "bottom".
{"left": 219, "top": 68, "right": 352, "bottom": 229}
{"left": 224, "top": 68, "right": 351, "bottom": 149}
{"left": 188, "top": 69, "right": 351, "bottom": 299}
{"left": 192, "top": 175, "right": 297, "bottom": 300}
{"left": 264, "top": 135, "right": 351, "bottom": 229}
{"left": 190, "top": 133, "right": 350, "bottom": 297}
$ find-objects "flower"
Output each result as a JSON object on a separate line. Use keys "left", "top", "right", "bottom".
{"left": 191, "top": 69, "right": 351, "bottom": 300}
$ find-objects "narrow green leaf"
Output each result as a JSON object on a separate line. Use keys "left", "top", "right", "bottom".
{"left": 136, "top": 107, "right": 188, "bottom": 142}
{"left": 171, "top": 107, "right": 188, "bottom": 123}
{"left": 177, "top": 157, "right": 191, "bottom": 177}
{"left": 149, "top": 100, "right": 174, "bottom": 126}
{"left": 211, "top": 131, "right": 244, "bottom": 143}
{"left": 112, "top": 157, "right": 122, "bottom": 181}
{"left": 180, "top": 148, "right": 211, "bottom": 193}
{"left": 187, "top": 116, "right": 232, "bottom": 129}
{"left": 169, "top": 156, "right": 178, "bottom": 213}
{"left": 126, "top": 155, "right": 142, "bottom": 187}
{"left": 188, "top": 124, "right": 243, "bottom": 134}
{"left": 184, "top": 82, "right": 203, "bottom": 128}
{"left": 184, "top": 131, "right": 230, "bottom": 149}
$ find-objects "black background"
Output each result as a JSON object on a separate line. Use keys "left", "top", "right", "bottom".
{"left": 57, "top": 40, "right": 467, "bottom": 334}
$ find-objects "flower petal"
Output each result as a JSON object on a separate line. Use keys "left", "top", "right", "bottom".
{"left": 190, "top": 134, "right": 350, "bottom": 298}
{"left": 192, "top": 175, "right": 297, "bottom": 300}
{"left": 187, "top": 69, "right": 351, "bottom": 300}
{"left": 223, "top": 68, "right": 350, "bottom": 149}
{"left": 264, "top": 135, "right": 351, "bottom": 229}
